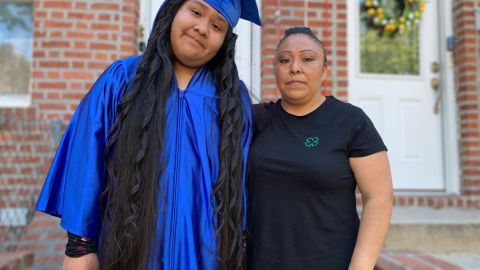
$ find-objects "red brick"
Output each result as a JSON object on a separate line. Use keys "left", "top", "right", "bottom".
{"left": 73, "top": 41, "right": 88, "bottom": 49}
{"left": 48, "top": 51, "right": 61, "bottom": 58}
{"left": 66, "top": 32, "right": 95, "bottom": 39}
{"left": 47, "top": 231, "right": 67, "bottom": 240}
{"left": 63, "top": 92, "right": 86, "bottom": 100}
{"left": 64, "top": 72, "right": 94, "bottom": 80}
{"left": 67, "top": 12, "right": 95, "bottom": 20}
{"left": 95, "top": 52, "right": 108, "bottom": 61}
{"left": 392, "top": 255, "right": 436, "bottom": 270}
{"left": 75, "top": 22, "right": 88, "bottom": 29}
{"left": 73, "top": 61, "right": 85, "bottom": 69}
{"left": 39, "top": 61, "right": 69, "bottom": 69}
{"left": 21, "top": 232, "right": 42, "bottom": 241}
{"left": 90, "top": 42, "right": 117, "bottom": 50}
{"left": 374, "top": 255, "right": 404, "bottom": 270}
{"left": 39, "top": 103, "right": 67, "bottom": 111}
{"left": 464, "top": 180, "right": 480, "bottom": 186}
{"left": 38, "top": 82, "right": 67, "bottom": 90}
{"left": 91, "top": 3, "right": 119, "bottom": 10}
{"left": 91, "top": 23, "right": 119, "bottom": 31}
{"left": 64, "top": 51, "right": 93, "bottom": 58}
{"left": 75, "top": 2, "right": 87, "bottom": 9}
{"left": 122, "top": 25, "right": 135, "bottom": 32}
{"left": 47, "top": 71, "right": 61, "bottom": 79}
{"left": 43, "top": 1, "right": 72, "bottom": 9}
{"left": 35, "top": 11, "right": 47, "bottom": 18}
{"left": 43, "top": 21, "right": 73, "bottom": 28}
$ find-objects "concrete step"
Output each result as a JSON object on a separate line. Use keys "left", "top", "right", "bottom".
{"left": 384, "top": 207, "right": 480, "bottom": 254}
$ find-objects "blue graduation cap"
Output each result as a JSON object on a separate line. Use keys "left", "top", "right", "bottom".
{"left": 161, "top": 0, "right": 262, "bottom": 28}
{"left": 204, "top": 0, "right": 262, "bottom": 27}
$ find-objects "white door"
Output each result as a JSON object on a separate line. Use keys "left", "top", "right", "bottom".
{"left": 347, "top": 1, "right": 444, "bottom": 190}
{"left": 140, "top": 0, "right": 261, "bottom": 100}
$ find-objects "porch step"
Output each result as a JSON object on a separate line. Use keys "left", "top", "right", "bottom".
{"left": 375, "top": 251, "right": 466, "bottom": 270}
{"left": 385, "top": 207, "right": 480, "bottom": 254}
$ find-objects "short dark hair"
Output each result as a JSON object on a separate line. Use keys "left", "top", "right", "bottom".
{"left": 277, "top": 26, "right": 328, "bottom": 66}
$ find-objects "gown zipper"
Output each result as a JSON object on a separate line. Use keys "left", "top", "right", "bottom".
{"left": 169, "top": 89, "right": 185, "bottom": 269}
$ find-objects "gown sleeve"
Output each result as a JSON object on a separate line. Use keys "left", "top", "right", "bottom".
{"left": 239, "top": 81, "right": 253, "bottom": 231}
{"left": 35, "top": 60, "right": 129, "bottom": 238}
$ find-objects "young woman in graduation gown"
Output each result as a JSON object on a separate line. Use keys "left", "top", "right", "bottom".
{"left": 35, "top": 0, "right": 261, "bottom": 269}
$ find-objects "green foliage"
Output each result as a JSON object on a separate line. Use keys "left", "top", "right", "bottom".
{"left": 360, "top": 24, "right": 419, "bottom": 75}
{"left": 0, "top": 3, "right": 33, "bottom": 32}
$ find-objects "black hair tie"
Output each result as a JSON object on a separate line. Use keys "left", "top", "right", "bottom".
{"left": 65, "top": 232, "right": 97, "bottom": 258}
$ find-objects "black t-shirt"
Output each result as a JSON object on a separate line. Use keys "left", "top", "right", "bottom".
{"left": 247, "top": 96, "right": 387, "bottom": 270}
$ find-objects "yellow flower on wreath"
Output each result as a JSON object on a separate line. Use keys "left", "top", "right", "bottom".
{"left": 361, "top": 0, "right": 427, "bottom": 35}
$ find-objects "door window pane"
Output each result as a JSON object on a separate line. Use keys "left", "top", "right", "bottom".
{"left": 359, "top": 0, "right": 420, "bottom": 75}
{"left": 0, "top": 1, "right": 33, "bottom": 95}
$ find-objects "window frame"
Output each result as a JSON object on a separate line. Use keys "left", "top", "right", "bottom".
{"left": 0, "top": 0, "right": 34, "bottom": 108}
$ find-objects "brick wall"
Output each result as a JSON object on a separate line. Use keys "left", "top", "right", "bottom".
{"left": 0, "top": 0, "right": 139, "bottom": 268}
{"left": 0, "top": 116, "right": 52, "bottom": 250}
{"left": 453, "top": 0, "right": 480, "bottom": 197}
{"left": 260, "top": 0, "right": 348, "bottom": 101}
{"left": 33, "top": 0, "right": 138, "bottom": 121}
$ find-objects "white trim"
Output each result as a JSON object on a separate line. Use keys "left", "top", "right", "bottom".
{"left": 233, "top": 20, "right": 261, "bottom": 101}
{"left": 139, "top": 0, "right": 151, "bottom": 42}
{"left": 141, "top": 0, "right": 164, "bottom": 42}
{"left": 439, "top": 0, "right": 461, "bottom": 194}
{"left": 250, "top": 0, "right": 262, "bottom": 103}
{"left": 233, "top": 3, "right": 262, "bottom": 103}
{"left": 0, "top": 94, "right": 31, "bottom": 108}
{"left": 234, "top": 21, "right": 253, "bottom": 99}
{"left": 250, "top": 23, "right": 262, "bottom": 103}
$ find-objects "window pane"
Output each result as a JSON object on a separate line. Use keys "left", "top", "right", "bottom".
{"left": 359, "top": 0, "right": 420, "bottom": 75}
{"left": 0, "top": 2, "right": 33, "bottom": 95}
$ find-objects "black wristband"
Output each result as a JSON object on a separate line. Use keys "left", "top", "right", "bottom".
{"left": 65, "top": 232, "right": 97, "bottom": 258}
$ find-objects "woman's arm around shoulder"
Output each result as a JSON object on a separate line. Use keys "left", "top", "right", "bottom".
{"left": 252, "top": 102, "right": 273, "bottom": 137}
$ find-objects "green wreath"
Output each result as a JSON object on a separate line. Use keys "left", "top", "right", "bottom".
{"left": 361, "top": 0, "right": 426, "bottom": 35}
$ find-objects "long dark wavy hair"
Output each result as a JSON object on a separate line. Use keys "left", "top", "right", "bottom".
{"left": 99, "top": 0, "right": 246, "bottom": 269}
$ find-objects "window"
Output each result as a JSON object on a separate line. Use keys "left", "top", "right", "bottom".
{"left": 0, "top": 1, "right": 33, "bottom": 107}
{"left": 359, "top": 0, "right": 420, "bottom": 75}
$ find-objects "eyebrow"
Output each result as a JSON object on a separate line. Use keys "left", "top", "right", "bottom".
{"left": 190, "top": 0, "right": 228, "bottom": 25}
{"left": 278, "top": 50, "right": 319, "bottom": 54}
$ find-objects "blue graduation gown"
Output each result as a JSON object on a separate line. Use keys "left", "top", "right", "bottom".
{"left": 35, "top": 55, "right": 253, "bottom": 269}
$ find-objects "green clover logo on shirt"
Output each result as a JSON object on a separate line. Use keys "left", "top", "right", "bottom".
{"left": 305, "top": 137, "right": 319, "bottom": 148}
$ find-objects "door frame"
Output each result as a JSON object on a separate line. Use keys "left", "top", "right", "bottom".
{"left": 438, "top": 0, "right": 460, "bottom": 194}
{"left": 346, "top": 0, "right": 460, "bottom": 194}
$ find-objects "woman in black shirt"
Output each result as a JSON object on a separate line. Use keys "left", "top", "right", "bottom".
{"left": 247, "top": 27, "right": 393, "bottom": 270}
